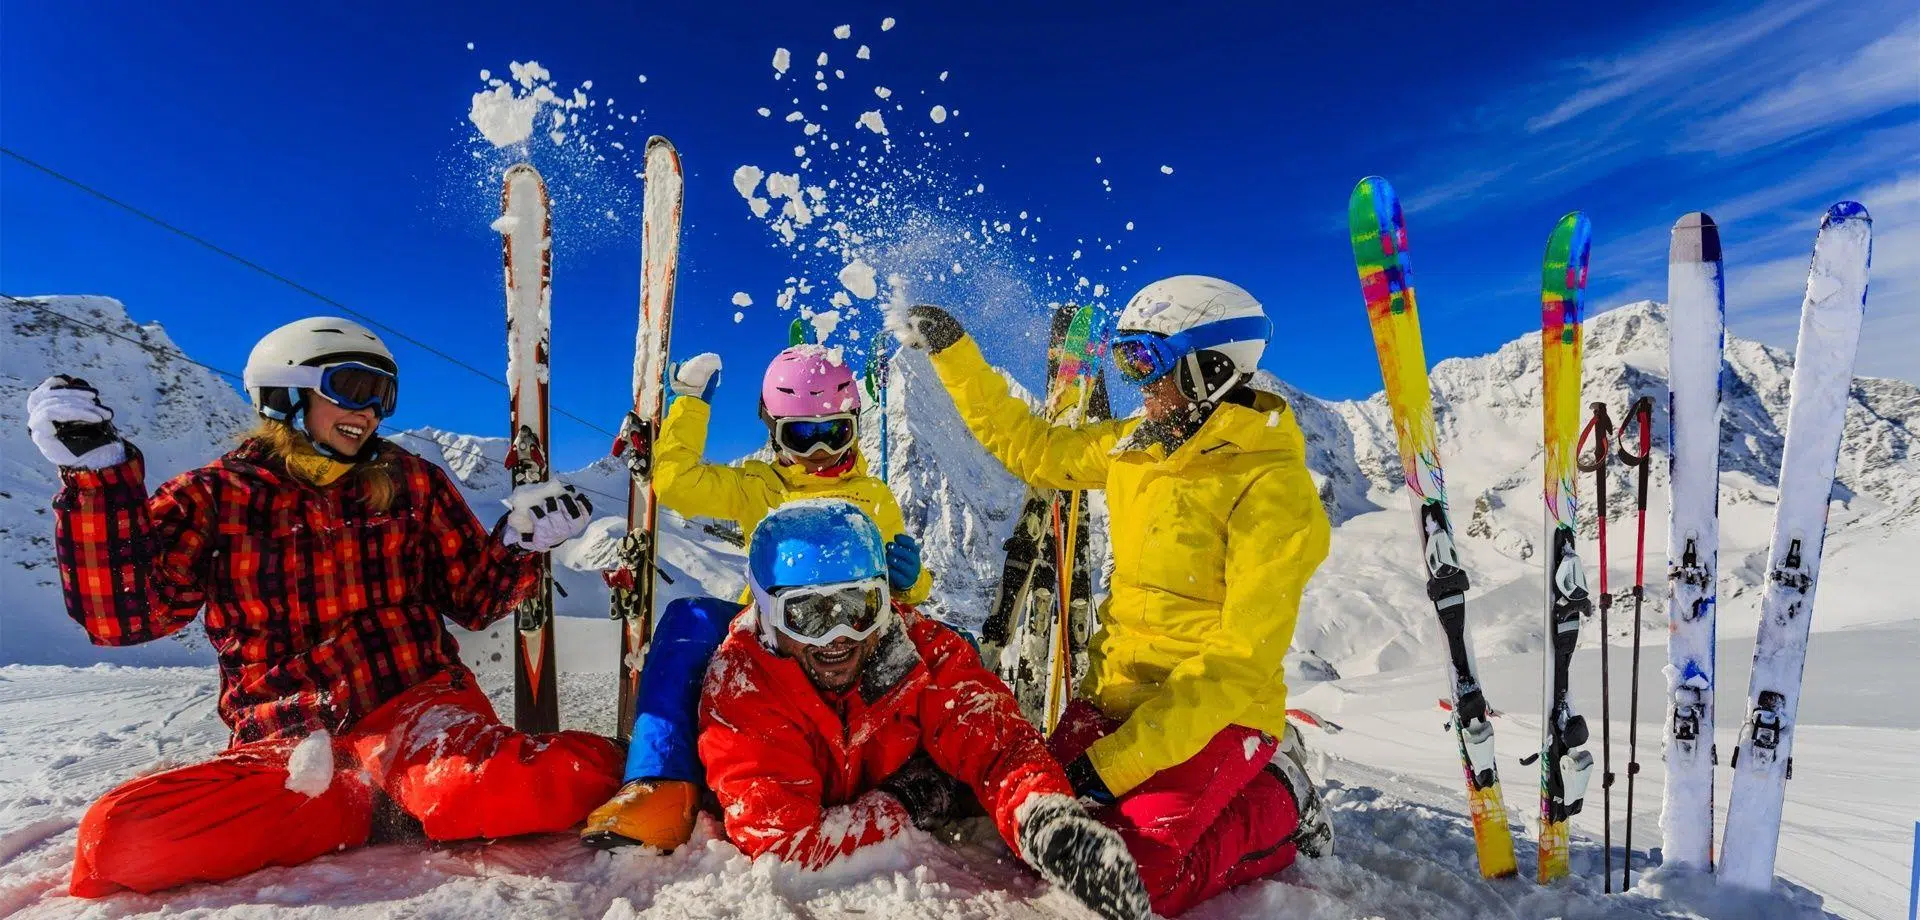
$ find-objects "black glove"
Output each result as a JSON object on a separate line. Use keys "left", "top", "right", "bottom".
{"left": 888, "top": 304, "right": 964, "bottom": 354}
{"left": 1065, "top": 753, "right": 1116, "bottom": 807}
{"left": 877, "top": 754, "right": 963, "bottom": 831}
{"left": 1017, "top": 795, "right": 1152, "bottom": 920}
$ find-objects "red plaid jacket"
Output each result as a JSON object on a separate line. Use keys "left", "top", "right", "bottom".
{"left": 53, "top": 438, "right": 541, "bottom": 744}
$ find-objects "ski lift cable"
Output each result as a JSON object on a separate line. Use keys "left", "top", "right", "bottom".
{"left": 3, "top": 293, "right": 637, "bottom": 513}
{"left": 0, "top": 146, "right": 618, "bottom": 440}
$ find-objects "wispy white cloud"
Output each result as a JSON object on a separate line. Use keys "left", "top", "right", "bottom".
{"left": 1525, "top": 0, "right": 1822, "bottom": 133}
{"left": 1685, "top": 16, "right": 1920, "bottom": 154}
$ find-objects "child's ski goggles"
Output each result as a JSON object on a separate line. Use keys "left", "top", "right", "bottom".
{"left": 754, "top": 576, "right": 889, "bottom": 646}
{"left": 772, "top": 413, "right": 857, "bottom": 458}
{"left": 1110, "top": 315, "right": 1272, "bottom": 385}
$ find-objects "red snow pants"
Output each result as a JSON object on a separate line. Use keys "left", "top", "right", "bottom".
{"left": 69, "top": 672, "right": 621, "bottom": 898}
{"left": 1048, "top": 700, "right": 1300, "bottom": 917}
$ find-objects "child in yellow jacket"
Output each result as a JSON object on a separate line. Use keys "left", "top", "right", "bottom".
{"left": 890, "top": 276, "right": 1334, "bottom": 917}
{"left": 581, "top": 344, "right": 930, "bottom": 850}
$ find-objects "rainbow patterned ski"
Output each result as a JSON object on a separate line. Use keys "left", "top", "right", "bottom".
{"left": 1536, "top": 211, "right": 1596, "bottom": 883}
{"left": 1348, "top": 176, "right": 1517, "bottom": 880}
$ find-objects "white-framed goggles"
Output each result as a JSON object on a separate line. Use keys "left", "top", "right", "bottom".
{"left": 252, "top": 360, "right": 399, "bottom": 418}
{"left": 751, "top": 576, "right": 889, "bottom": 646}
{"left": 771, "top": 413, "right": 858, "bottom": 460}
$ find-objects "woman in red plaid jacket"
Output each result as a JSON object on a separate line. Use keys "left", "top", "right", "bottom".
{"left": 26, "top": 317, "right": 621, "bottom": 898}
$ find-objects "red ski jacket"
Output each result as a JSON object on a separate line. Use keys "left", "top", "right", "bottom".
{"left": 698, "top": 613, "right": 1072, "bottom": 868}
{"left": 53, "top": 440, "right": 540, "bottom": 744}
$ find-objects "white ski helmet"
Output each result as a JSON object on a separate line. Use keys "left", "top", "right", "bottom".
{"left": 243, "top": 316, "right": 397, "bottom": 420}
{"left": 1114, "top": 275, "right": 1270, "bottom": 405}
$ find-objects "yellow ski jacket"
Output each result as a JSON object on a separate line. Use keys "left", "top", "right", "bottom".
{"left": 929, "top": 335, "right": 1330, "bottom": 796}
{"left": 653, "top": 396, "right": 932, "bottom": 605}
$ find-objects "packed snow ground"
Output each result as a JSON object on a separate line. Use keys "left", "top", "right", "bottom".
{"left": 0, "top": 644, "right": 1845, "bottom": 920}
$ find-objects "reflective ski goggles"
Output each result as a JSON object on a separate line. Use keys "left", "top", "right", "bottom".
{"left": 772, "top": 413, "right": 857, "bottom": 458}
{"left": 256, "top": 360, "right": 400, "bottom": 418}
{"left": 1110, "top": 315, "right": 1272, "bottom": 385}
{"left": 753, "top": 577, "right": 890, "bottom": 646}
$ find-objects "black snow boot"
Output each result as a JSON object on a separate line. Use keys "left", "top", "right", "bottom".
{"left": 1267, "top": 725, "right": 1335, "bottom": 858}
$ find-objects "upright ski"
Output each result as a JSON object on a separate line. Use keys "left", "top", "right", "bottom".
{"left": 987, "top": 304, "right": 1082, "bottom": 729}
{"left": 1660, "top": 211, "right": 1726, "bottom": 872}
{"left": 607, "top": 137, "right": 684, "bottom": 742}
{"left": 1720, "top": 202, "right": 1872, "bottom": 891}
{"left": 1536, "top": 210, "right": 1596, "bottom": 883}
{"left": 1042, "top": 303, "right": 1107, "bottom": 733}
{"left": 1348, "top": 176, "right": 1517, "bottom": 880}
{"left": 502, "top": 164, "right": 558, "bottom": 734}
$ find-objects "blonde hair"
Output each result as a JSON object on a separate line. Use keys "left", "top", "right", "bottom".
{"left": 245, "top": 419, "right": 397, "bottom": 513}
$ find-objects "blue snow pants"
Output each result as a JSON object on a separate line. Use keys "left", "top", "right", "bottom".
{"left": 621, "top": 596, "right": 744, "bottom": 784}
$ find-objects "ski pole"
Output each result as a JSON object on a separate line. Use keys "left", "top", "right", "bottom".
{"left": 1576, "top": 401, "right": 1615, "bottom": 890}
{"left": 1616, "top": 395, "right": 1655, "bottom": 890}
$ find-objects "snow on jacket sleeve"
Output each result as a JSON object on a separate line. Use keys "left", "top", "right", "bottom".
{"left": 653, "top": 396, "right": 776, "bottom": 523}
{"left": 417, "top": 460, "right": 542, "bottom": 631}
{"left": 698, "top": 645, "right": 915, "bottom": 868}
{"left": 53, "top": 449, "right": 212, "bottom": 645}
{"left": 911, "top": 622, "right": 1074, "bottom": 855}
{"left": 926, "top": 335, "right": 1122, "bottom": 491}
{"left": 1085, "top": 462, "right": 1332, "bottom": 796}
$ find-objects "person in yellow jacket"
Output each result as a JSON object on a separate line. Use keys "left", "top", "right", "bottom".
{"left": 889, "top": 275, "right": 1334, "bottom": 917}
{"left": 581, "top": 344, "right": 931, "bottom": 851}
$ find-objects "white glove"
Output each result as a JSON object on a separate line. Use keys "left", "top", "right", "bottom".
{"left": 501, "top": 480, "right": 594, "bottom": 552}
{"left": 27, "top": 376, "right": 128, "bottom": 470}
{"left": 669, "top": 352, "right": 722, "bottom": 400}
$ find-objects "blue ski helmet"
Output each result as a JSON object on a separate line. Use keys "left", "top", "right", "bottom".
{"left": 747, "top": 499, "right": 887, "bottom": 592}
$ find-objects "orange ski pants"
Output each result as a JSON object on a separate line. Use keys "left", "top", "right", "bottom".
{"left": 70, "top": 672, "right": 620, "bottom": 897}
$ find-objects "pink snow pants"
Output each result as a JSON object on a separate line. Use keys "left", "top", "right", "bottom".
{"left": 1048, "top": 700, "right": 1300, "bottom": 917}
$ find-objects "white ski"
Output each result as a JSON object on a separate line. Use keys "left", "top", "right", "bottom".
{"left": 1659, "top": 211, "right": 1725, "bottom": 871}
{"left": 1719, "top": 202, "right": 1871, "bottom": 891}
{"left": 501, "top": 163, "right": 557, "bottom": 734}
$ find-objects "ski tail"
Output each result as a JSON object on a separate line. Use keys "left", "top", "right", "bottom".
{"left": 612, "top": 136, "right": 684, "bottom": 743}
{"left": 1721, "top": 203, "right": 1870, "bottom": 890}
{"left": 502, "top": 164, "right": 559, "bottom": 734}
{"left": 1537, "top": 210, "right": 1595, "bottom": 883}
{"left": 1348, "top": 176, "right": 1517, "bottom": 880}
{"left": 1661, "top": 211, "right": 1725, "bottom": 872}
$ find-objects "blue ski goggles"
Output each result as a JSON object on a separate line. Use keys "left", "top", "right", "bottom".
{"left": 271, "top": 361, "right": 399, "bottom": 418}
{"left": 1110, "top": 315, "right": 1272, "bottom": 385}
{"left": 772, "top": 413, "right": 857, "bottom": 459}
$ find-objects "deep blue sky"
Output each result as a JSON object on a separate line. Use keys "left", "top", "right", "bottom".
{"left": 4, "top": 0, "right": 1914, "bottom": 468}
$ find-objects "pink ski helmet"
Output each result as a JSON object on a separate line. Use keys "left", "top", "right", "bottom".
{"left": 760, "top": 345, "right": 862, "bottom": 417}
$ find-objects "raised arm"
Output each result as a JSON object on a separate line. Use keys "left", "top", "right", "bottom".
{"left": 894, "top": 307, "right": 1121, "bottom": 490}
{"left": 54, "top": 451, "right": 215, "bottom": 645}
{"left": 652, "top": 396, "right": 772, "bottom": 523}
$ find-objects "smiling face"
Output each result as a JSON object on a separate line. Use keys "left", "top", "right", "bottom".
{"left": 303, "top": 393, "right": 378, "bottom": 455}
{"left": 791, "top": 444, "right": 851, "bottom": 474}
{"left": 775, "top": 629, "right": 880, "bottom": 694}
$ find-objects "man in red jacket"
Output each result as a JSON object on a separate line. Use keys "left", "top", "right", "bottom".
{"left": 28, "top": 317, "right": 621, "bottom": 897}
{"left": 696, "top": 499, "right": 1150, "bottom": 920}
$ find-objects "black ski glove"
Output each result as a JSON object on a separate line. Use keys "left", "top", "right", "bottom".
{"left": 1017, "top": 795, "right": 1152, "bottom": 920}
{"left": 877, "top": 753, "right": 963, "bottom": 831}
{"left": 888, "top": 304, "right": 964, "bottom": 354}
{"left": 1065, "top": 753, "right": 1116, "bottom": 807}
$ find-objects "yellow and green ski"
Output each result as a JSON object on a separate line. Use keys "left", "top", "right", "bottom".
{"left": 1348, "top": 176, "right": 1517, "bottom": 879}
